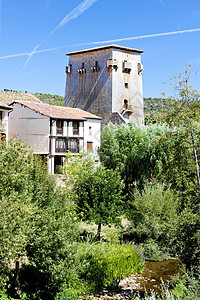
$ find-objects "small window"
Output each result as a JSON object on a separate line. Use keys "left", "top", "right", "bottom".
{"left": 81, "top": 62, "right": 85, "bottom": 69}
{"left": 73, "top": 121, "right": 79, "bottom": 135}
{"left": 87, "top": 142, "right": 93, "bottom": 150}
{"left": 125, "top": 83, "right": 128, "bottom": 89}
{"left": 124, "top": 99, "right": 128, "bottom": 110}
{"left": 0, "top": 111, "right": 2, "bottom": 121}
{"left": 57, "top": 120, "right": 63, "bottom": 134}
{"left": 95, "top": 61, "right": 99, "bottom": 67}
{"left": 89, "top": 126, "right": 92, "bottom": 136}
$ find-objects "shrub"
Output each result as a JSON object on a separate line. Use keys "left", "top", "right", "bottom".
{"left": 77, "top": 242, "right": 144, "bottom": 293}
{"left": 125, "top": 183, "right": 178, "bottom": 251}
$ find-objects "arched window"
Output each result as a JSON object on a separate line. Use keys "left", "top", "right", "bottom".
{"left": 124, "top": 99, "right": 128, "bottom": 110}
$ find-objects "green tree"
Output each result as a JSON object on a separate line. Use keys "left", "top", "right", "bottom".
{"left": 161, "top": 65, "right": 200, "bottom": 190}
{"left": 74, "top": 165, "right": 125, "bottom": 240}
{"left": 0, "top": 140, "right": 78, "bottom": 299}
{"left": 126, "top": 183, "right": 178, "bottom": 251}
{"left": 99, "top": 122, "right": 170, "bottom": 192}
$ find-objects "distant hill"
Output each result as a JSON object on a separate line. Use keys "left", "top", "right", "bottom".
{"left": 0, "top": 91, "right": 41, "bottom": 105}
{"left": 33, "top": 94, "right": 171, "bottom": 115}
{"left": 143, "top": 97, "right": 172, "bottom": 115}
{"left": 0, "top": 90, "right": 171, "bottom": 118}
{"left": 34, "top": 93, "right": 64, "bottom": 106}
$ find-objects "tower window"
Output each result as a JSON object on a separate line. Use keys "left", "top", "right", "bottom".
{"left": 125, "top": 83, "right": 128, "bottom": 88}
{"left": 124, "top": 99, "right": 128, "bottom": 110}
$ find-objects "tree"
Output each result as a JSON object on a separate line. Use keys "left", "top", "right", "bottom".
{"left": 99, "top": 122, "right": 170, "bottom": 192}
{"left": 0, "top": 140, "right": 78, "bottom": 299}
{"left": 126, "top": 183, "right": 178, "bottom": 249}
{"left": 73, "top": 165, "right": 125, "bottom": 240}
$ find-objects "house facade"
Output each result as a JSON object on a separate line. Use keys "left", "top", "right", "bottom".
{"left": 0, "top": 102, "right": 12, "bottom": 142}
{"left": 64, "top": 44, "right": 144, "bottom": 125}
{"left": 9, "top": 101, "right": 101, "bottom": 174}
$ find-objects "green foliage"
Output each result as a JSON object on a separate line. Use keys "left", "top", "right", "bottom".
{"left": 99, "top": 122, "right": 170, "bottom": 192}
{"left": 0, "top": 140, "right": 79, "bottom": 299}
{"left": 77, "top": 242, "right": 144, "bottom": 293}
{"left": 34, "top": 93, "right": 64, "bottom": 106}
{"left": 124, "top": 183, "right": 178, "bottom": 255}
{"left": 144, "top": 97, "right": 173, "bottom": 125}
{"left": 74, "top": 164, "right": 125, "bottom": 239}
{"left": 172, "top": 208, "right": 200, "bottom": 266}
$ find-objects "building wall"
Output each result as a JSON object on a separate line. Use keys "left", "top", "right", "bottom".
{"left": 9, "top": 103, "right": 50, "bottom": 153}
{"left": 64, "top": 48, "right": 113, "bottom": 124}
{"left": 1, "top": 110, "right": 9, "bottom": 141}
{"left": 112, "top": 49, "right": 144, "bottom": 124}
{"left": 84, "top": 119, "right": 101, "bottom": 154}
{"left": 64, "top": 47, "right": 144, "bottom": 125}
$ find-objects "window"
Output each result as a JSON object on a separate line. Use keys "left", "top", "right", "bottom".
{"left": 57, "top": 120, "right": 63, "bottom": 134}
{"left": 87, "top": 142, "right": 93, "bottom": 150}
{"left": 124, "top": 99, "right": 128, "bottom": 110}
{"left": 55, "top": 138, "right": 66, "bottom": 153}
{"left": 95, "top": 61, "right": 99, "bottom": 67}
{"left": 0, "top": 111, "right": 2, "bottom": 121}
{"left": 68, "top": 138, "right": 79, "bottom": 153}
{"left": 73, "top": 121, "right": 79, "bottom": 135}
{"left": 81, "top": 62, "right": 85, "bottom": 69}
{"left": 89, "top": 126, "right": 92, "bottom": 136}
{"left": 125, "top": 82, "right": 128, "bottom": 89}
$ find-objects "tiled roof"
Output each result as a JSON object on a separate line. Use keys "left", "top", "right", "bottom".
{"left": 11, "top": 101, "right": 101, "bottom": 120}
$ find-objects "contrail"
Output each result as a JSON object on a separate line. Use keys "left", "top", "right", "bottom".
{"left": 78, "top": 27, "right": 200, "bottom": 46}
{"left": 17, "top": 0, "right": 98, "bottom": 75}
{"left": 1, "top": 27, "right": 200, "bottom": 61}
{"left": 49, "top": 0, "right": 98, "bottom": 36}
{"left": 0, "top": 45, "right": 67, "bottom": 60}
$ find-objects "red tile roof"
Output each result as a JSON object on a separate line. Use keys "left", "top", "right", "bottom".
{"left": 11, "top": 101, "right": 102, "bottom": 120}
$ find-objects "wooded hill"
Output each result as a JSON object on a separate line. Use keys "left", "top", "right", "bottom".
{"left": 34, "top": 93, "right": 172, "bottom": 116}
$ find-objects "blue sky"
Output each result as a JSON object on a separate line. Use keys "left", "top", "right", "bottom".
{"left": 0, "top": 0, "right": 200, "bottom": 97}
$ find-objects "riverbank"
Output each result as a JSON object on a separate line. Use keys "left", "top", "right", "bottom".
{"left": 79, "top": 259, "right": 184, "bottom": 300}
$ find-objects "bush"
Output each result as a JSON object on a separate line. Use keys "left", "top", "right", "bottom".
{"left": 77, "top": 242, "right": 144, "bottom": 293}
{"left": 125, "top": 183, "right": 178, "bottom": 251}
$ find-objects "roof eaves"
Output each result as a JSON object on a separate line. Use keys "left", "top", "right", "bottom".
{"left": 66, "top": 44, "right": 143, "bottom": 56}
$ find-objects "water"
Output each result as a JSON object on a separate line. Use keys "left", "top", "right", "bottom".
{"left": 81, "top": 259, "right": 184, "bottom": 299}
{"left": 119, "top": 259, "right": 184, "bottom": 294}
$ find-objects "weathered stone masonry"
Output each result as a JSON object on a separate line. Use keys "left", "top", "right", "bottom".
{"left": 64, "top": 45, "right": 144, "bottom": 125}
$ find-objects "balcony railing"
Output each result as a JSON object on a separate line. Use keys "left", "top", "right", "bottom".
{"left": 68, "top": 147, "right": 79, "bottom": 153}
{"left": 55, "top": 147, "right": 67, "bottom": 153}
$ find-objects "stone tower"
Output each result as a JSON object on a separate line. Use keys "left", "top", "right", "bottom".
{"left": 64, "top": 44, "right": 144, "bottom": 125}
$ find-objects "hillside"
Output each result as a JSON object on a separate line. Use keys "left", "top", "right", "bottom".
{"left": 0, "top": 91, "right": 41, "bottom": 105}
{"left": 0, "top": 90, "right": 171, "bottom": 116}
{"left": 34, "top": 93, "right": 64, "bottom": 106}
{"left": 33, "top": 93, "right": 171, "bottom": 115}
{"left": 143, "top": 97, "right": 172, "bottom": 115}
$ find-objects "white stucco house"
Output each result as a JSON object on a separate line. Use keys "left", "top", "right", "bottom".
{"left": 9, "top": 101, "right": 101, "bottom": 174}
{"left": 0, "top": 102, "right": 12, "bottom": 142}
